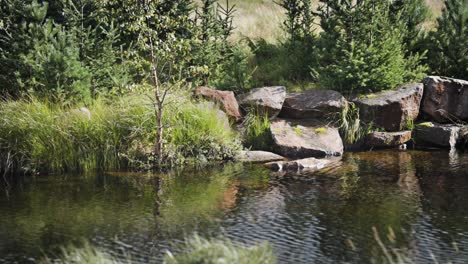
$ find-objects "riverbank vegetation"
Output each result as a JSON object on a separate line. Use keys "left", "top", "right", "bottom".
{"left": 0, "top": 0, "right": 466, "bottom": 173}
{"left": 41, "top": 236, "right": 276, "bottom": 264}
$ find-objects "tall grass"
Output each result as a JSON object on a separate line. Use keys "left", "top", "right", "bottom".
{"left": 336, "top": 102, "right": 368, "bottom": 144}
{"left": 241, "top": 110, "right": 273, "bottom": 151}
{"left": 40, "top": 236, "right": 276, "bottom": 264}
{"left": 165, "top": 235, "right": 276, "bottom": 264}
{"left": 0, "top": 93, "right": 239, "bottom": 174}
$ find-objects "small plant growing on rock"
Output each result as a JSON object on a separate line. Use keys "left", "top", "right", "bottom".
{"left": 314, "top": 127, "right": 327, "bottom": 134}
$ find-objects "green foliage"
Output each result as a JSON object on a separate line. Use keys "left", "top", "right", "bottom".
{"left": 312, "top": 0, "right": 427, "bottom": 94}
{"left": 0, "top": 93, "right": 239, "bottom": 174}
{"left": 164, "top": 235, "right": 276, "bottom": 264}
{"left": 164, "top": 100, "right": 240, "bottom": 165}
{"left": 242, "top": 111, "right": 273, "bottom": 151}
{"left": 336, "top": 102, "right": 367, "bottom": 144}
{"left": 426, "top": 0, "right": 468, "bottom": 79}
{"left": 278, "top": 0, "right": 314, "bottom": 41}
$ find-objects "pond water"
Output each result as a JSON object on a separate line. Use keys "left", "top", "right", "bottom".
{"left": 1, "top": 150, "right": 468, "bottom": 263}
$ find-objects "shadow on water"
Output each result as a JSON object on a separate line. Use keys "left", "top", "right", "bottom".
{"left": 1, "top": 150, "right": 468, "bottom": 263}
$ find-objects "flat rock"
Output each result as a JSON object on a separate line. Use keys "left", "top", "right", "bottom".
{"left": 235, "top": 151, "right": 285, "bottom": 163}
{"left": 195, "top": 86, "right": 242, "bottom": 121}
{"left": 264, "top": 157, "right": 337, "bottom": 172}
{"left": 279, "top": 89, "right": 346, "bottom": 119}
{"left": 365, "top": 131, "right": 412, "bottom": 148}
{"left": 270, "top": 119, "right": 343, "bottom": 159}
{"left": 422, "top": 76, "right": 468, "bottom": 123}
{"left": 414, "top": 122, "right": 461, "bottom": 148}
{"left": 353, "top": 83, "right": 423, "bottom": 131}
{"left": 237, "top": 86, "right": 286, "bottom": 118}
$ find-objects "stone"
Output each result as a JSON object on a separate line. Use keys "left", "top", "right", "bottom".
{"left": 195, "top": 86, "right": 242, "bottom": 121}
{"left": 421, "top": 76, "right": 468, "bottom": 123}
{"left": 70, "top": 107, "right": 91, "bottom": 120}
{"left": 365, "top": 131, "right": 412, "bottom": 148}
{"left": 264, "top": 157, "right": 337, "bottom": 172}
{"left": 414, "top": 122, "right": 461, "bottom": 148}
{"left": 237, "top": 86, "right": 286, "bottom": 118}
{"left": 353, "top": 83, "right": 424, "bottom": 131}
{"left": 270, "top": 119, "right": 344, "bottom": 159}
{"left": 279, "top": 89, "right": 346, "bottom": 119}
{"left": 457, "top": 126, "right": 468, "bottom": 149}
{"left": 235, "top": 151, "right": 285, "bottom": 163}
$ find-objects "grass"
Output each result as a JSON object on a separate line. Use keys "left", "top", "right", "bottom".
{"left": 417, "top": 122, "right": 434, "bottom": 128}
{"left": 40, "top": 236, "right": 276, "bottom": 264}
{"left": 241, "top": 110, "right": 273, "bottom": 151}
{"left": 336, "top": 102, "right": 368, "bottom": 144}
{"left": 0, "top": 92, "right": 240, "bottom": 174}
{"left": 165, "top": 235, "right": 276, "bottom": 264}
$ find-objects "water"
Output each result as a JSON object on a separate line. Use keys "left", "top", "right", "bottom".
{"left": 1, "top": 150, "right": 468, "bottom": 263}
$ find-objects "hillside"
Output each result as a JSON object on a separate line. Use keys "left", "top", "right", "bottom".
{"left": 229, "top": 0, "right": 445, "bottom": 41}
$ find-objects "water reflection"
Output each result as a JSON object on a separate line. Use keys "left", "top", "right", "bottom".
{"left": 1, "top": 151, "right": 468, "bottom": 263}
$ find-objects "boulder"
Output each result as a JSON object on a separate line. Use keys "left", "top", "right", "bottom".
{"left": 270, "top": 119, "right": 343, "bottom": 159}
{"left": 353, "top": 83, "right": 424, "bottom": 131}
{"left": 365, "top": 131, "right": 412, "bottom": 148}
{"left": 421, "top": 76, "right": 468, "bottom": 123}
{"left": 195, "top": 86, "right": 242, "bottom": 121}
{"left": 279, "top": 89, "right": 346, "bottom": 119}
{"left": 414, "top": 122, "right": 461, "bottom": 148}
{"left": 235, "top": 151, "right": 285, "bottom": 163}
{"left": 457, "top": 126, "right": 468, "bottom": 149}
{"left": 70, "top": 107, "right": 91, "bottom": 120}
{"left": 264, "top": 157, "right": 337, "bottom": 172}
{"left": 237, "top": 86, "right": 286, "bottom": 118}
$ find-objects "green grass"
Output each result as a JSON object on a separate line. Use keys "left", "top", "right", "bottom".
{"left": 40, "top": 236, "right": 276, "bottom": 264}
{"left": 164, "top": 235, "right": 276, "bottom": 264}
{"left": 0, "top": 92, "right": 240, "bottom": 174}
{"left": 241, "top": 110, "right": 273, "bottom": 151}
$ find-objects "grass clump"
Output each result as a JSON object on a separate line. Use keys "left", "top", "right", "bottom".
{"left": 164, "top": 235, "right": 276, "bottom": 264}
{"left": 0, "top": 93, "right": 240, "bottom": 174}
{"left": 241, "top": 111, "right": 273, "bottom": 151}
{"left": 336, "top": 102, "right": 368, "bottom": 144}
{"left": 41, "top": 242, "right": 123, "bottom": 264}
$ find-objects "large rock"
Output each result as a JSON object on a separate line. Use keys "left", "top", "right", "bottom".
{"left": 235, "top": 151, "right": 285, "bottom": 163}
{"left": 279, "top": 89, "right": 346, "bottom": 119}
{"left": 195, "top": 86, "right": 242, "bottom": 121}
{"left": 421, "top": 76, "right": 468, "bottom": 123}
{"left": 353, "top": 83, "right": 424, "bottom": 131}
{"left": 365, "top": 131, "right": 412, "bottom": 148}
{"left": 264, "top": 157, "right": 338, "bottom": 172}
{"left": 414, "top": 122, "right": 461, "bottom": 148}
{"left": 457, "top": 126, "right": 468, "bottom": 149}
{"left": 270, "top": 119, "right": 343, "bottom": 159}
{"left": 237, "top": 86, "right": 286, "bottom": 118}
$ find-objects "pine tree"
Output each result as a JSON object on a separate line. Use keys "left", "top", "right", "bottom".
{"left": 312, "top": 0, "right": 427, "bottom": 94}
{"left": 426, "top": 0, "right": 468, "bottom": 79}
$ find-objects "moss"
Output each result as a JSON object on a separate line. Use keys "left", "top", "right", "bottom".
{"left": 315, "top": 127, "right": 328, "bottom": 134}
{"left": 417, "top": 122, "right": 434, "bottom": 128}
{"left": 293, "top": 126, "right": 303, "bottom": 136}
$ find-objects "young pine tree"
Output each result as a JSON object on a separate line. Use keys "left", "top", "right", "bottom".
{"left": 426, "top": 0, "right": 468, "bottom": 79}
{"left": 313, "top": 0, "right": 427, "bottom": 94}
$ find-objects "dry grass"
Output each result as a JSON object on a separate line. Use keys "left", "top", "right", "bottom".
{"left": 219, "top": 0, "right": 445, "bottom": 41}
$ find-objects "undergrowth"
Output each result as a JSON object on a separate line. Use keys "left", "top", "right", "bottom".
{"left": 241, "top": 110, "right": 273, "bottom": 151}
{"left": 0, "top": 93, "right": 239, "bottom": 174}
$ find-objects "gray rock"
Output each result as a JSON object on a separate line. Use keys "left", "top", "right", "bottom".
{"left": 422, "top": 76, "right": 468, "bottom": 123}
{"left": 264, "top": 157, "right": 338, "bottom": 172}
{"left": 457, "top": 126, "right": 468, "bottom": 149}
{"left": 270, "top": 119, "right": 344, "bottom": 159}
{"left": 279, "top": 89, "right": 346, "bottom": 119}
{"left": 365, "top": 131, "right": 412, "bottom": 148}
{"left": 236, "top": 151, "right": 285, "bottom": 163}
{"left": 353, "top": 83, "right": 423, "bottom": 131}
{"left": 238, "top": 86, "right": 286, "bottom": 118}
{"left": 414, "top": 122, "right": 461, "bottom": 148}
